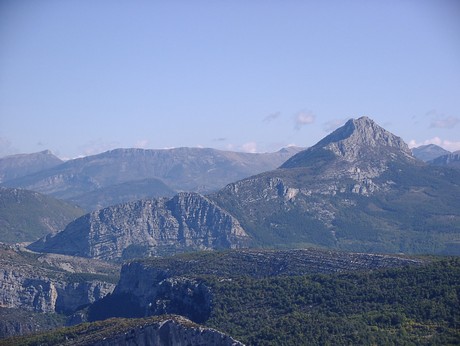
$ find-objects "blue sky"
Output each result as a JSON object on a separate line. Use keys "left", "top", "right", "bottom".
{"left": 1, "top": 0, "right": 459, "bottom": 159}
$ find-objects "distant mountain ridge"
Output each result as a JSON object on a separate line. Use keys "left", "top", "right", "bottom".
{"left": 3, "top": 146, "right": 303, "bottom": 211}
{"left": 412, "top": 144, "right": 450, "bottom": 162}
{"left": 29, "top": 117, "right": 460, "bottom": 257}
{"left": 0, "top": 150, "right": 63, "bottom": 183}
{"left": 428, "top": 151, "right": 460, "bottom": 169}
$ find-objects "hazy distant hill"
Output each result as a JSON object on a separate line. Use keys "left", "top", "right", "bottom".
{"left": 0, "top": 187, "right": 84, "bottom": 243}
{"left": 412, "top": 144, "right": 450, "bottom": 162}
{"left": 68, "top": 178, "right": 176, "bottom": 211}
{"left": 213, "top": 117, "right": 460, "bottom": 255}
{"left": 0, "top": 150, "right": 63, "bottom": 183}
{"left": 428, "top": 150, "right": 460, "bottom": 169}
{"left": 3, "top": 147, "right": 303, "bottom": 210}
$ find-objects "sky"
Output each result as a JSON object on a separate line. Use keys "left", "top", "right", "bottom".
{"left": 1, "top": 0, "right": 459, "bottom": 159}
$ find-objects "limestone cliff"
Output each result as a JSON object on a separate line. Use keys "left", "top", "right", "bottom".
{"left": 0, "top": 244, "right": 117, "bottom": 315}
{"left": 28, "top": 192, "right": 250, "bottom": 261}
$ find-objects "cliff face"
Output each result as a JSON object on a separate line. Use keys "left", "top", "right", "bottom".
{"left": 0, "top": 245, "right": 117, "bottom": 315}
{"left": 29, "top": 192, "right": 250, "bottom": 261}
{"left": 88, "top": 248, "right": 423, "bottom": 324}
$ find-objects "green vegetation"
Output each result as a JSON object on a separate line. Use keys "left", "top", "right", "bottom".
{"left": 0, "top": 187, "right": 84, "bottom": 243}
{"left": 0, "top": 315, "right": 196, "bottom": 346}
{"left": 204, "top": 258, "right": 460, "bottom": 345}
{"left": 0, "top": 309, "right": 66, "bottom": 339}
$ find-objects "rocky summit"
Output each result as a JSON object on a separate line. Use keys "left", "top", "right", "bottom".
{"left": 28, "top": 192, "right": 250, "bottom": 261}
{"left": 213, "top": 117, "right": 460, "bottom": 254}
{"left": 281, "top": 116, "right": 416, "bottom": 178}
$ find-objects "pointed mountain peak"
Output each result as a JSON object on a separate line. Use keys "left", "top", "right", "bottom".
{"left": 282, "top": 116, "right": 414, "bottom": 169}
{"left": 316, "top": 116, "right": 408, "bottom": 150}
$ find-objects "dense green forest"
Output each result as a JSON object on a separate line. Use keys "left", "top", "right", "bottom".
{"left": 204, "top": 258, "right": 460, "bottom": 345}
{"left": 2, "top": 257, "right": 459, "bottom": 345}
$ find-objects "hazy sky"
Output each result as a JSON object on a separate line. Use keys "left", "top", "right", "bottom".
{"left": 1, "top": 1, "right": 459, "bottom": 159}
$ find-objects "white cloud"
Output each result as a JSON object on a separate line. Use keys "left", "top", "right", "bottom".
{"left": 294, "top": 111, "right": 315, "bottom": 130}
{"left": 408, "top": 137, "right": 460, "bottom": 152}
{"left": 241, "top": 142, "right": 258, "bottom": 153}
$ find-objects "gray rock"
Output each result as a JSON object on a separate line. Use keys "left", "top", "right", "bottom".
{"left": 428, "top": 150, "right": 460, "bottom": 169}
{"left": 0, "top": 244, "right": 117, "bottom": 315}
{"left": 28, "top": 192, "right": 250, "bottom": 261}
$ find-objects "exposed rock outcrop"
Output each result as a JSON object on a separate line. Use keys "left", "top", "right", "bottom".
{"left": 0, "top": 244, "right": 117, "bottom": 315}
{"left": 0, "top": 316, "right": 244, "bottom": 346}
{"left": 88, "top": 248, "right": 423, "bottom": 323}
{"left": 28, "top": 192, "right": 250, "bottom": 261}
{"left": 282, "top": 116, "right": 416, "bottom": 180}
{"left": 213, "top": 117, "right": 460, "bottom": 254}
{"left": 429, "top": 150, "right": 460, "bottom": 169}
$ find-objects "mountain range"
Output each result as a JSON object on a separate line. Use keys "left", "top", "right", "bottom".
{"left": 0, "top": 150, "right": 63, "bottom": 183}
{"left": 2, "top": 147, "right": 303, "bottom": 211}
{"left": 26, "top": 117, "right": 460, "bottom": 258}
{"left": 213, "top": 117, "right": 460, "bottom": 254}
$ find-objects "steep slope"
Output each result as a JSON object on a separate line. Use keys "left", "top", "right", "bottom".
{"left": 412, "top": 144, "right": 450, "bottom": 162}
{"left": 3, "top": 147, "right": 303, "bottom": 208}
{"left": 0, "top": 150, "right": 62, "bottom": 183}
{"left": 212, "top": 117, "right": 460, "bottom": 255}
{"left": 0, "top": 187, "right": 85, "bottom": 243}
{"left": 28, "top": 192, "right": 250, "bottom": 261}
{"left": 429, "top": 150, "right": 460, "bottom": 169}
{"left": 0, "top": 244, "right": 118, "bottom": 338}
